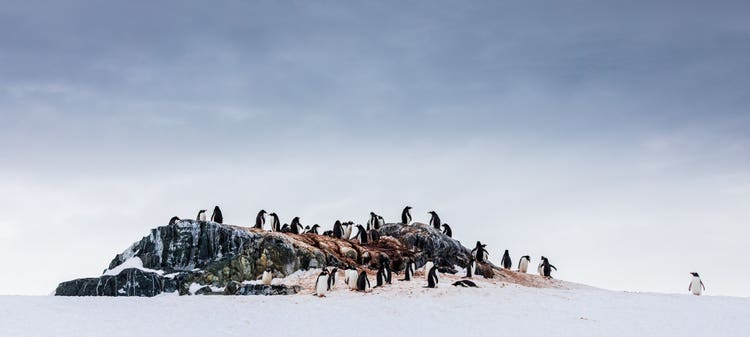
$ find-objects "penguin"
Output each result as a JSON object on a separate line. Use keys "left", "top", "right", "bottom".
{"left": 302, "top": 225, "right": 310, "bottom": 233}
{"left": 375, "top": 265, "right": 387, "bottom": 287}
{"left": 368, "top": 212, "right": 378, "bottom": 230}
{"left": 540, "top": 257, "right": 557, "bottom": 278}
{"left": 400, "top": 259, "right": 414, "bottom": 281}
{"left": 309, "top": 224, "right": 320, "bottom": 235}
{"left": 333, "top": 220, "right": 343, "bottom": 239}
{"left": 501, "top": 250, "right": 512, "bottom": 269}
{"left": 518, "top": 255, "right": 530, "bottom": 273}
{"left": 254, "top": 210, "right": 266, "bottom": 229}
{"left": 315, "top": 269, "right": 330, "bottom": 297}
{"left": 343, "top": 221, "right": 354, "bottom": 239}
{"left": 380, "top": 258, "right": 393, "bottom": 284}
{"left": 354, "top": 225, "right": 368, "bottom": 244}
{"left": 428, "top": 211, "right": 441, "bottom": 230}
{"left": 196, "top": 210, "right": 207, "bottom": 222}
{"left": 210, "top": 206, "right": 223, "bottom": 224}
{"left": 423, "top": 261, "right": 435, "bottom": 278}
{"left": 322, "top": 230, "right": 334, "bottom": 237}
{"left": 369, "top": 229, "right": 381, "bottom": 242}
{"left": 465, "top": 257, "right": 476, "bottom": 278}
{"left": 261, "top": 267, "right": 273, "bottom": 285}
{"left": 377, "top": 215, "right": 385, "bottom": 228}
{"left": 356, "top": 271, "right": 371, "bottom": 292}
{"left": 441, "top": 223, "right": 452, "bottom": 237}
{"left": 401, "top": 206, "right": 412, "bottom": 225}
{"left": 471, "top": 241, "right": 489, "bottom": 263}
{"left": 168, "top": 216, "right": 180, "bottom": 226}
{"left": 426, "top": 265, "right": 438, "bottom": 288}
{"left": 345, "top": 269, "right": 359, "bottom": 290}
{"left": 280, "top": 224, "right": 291, "bottom": 233}
{"left": 290, "top": 217, "right": 302, "bottom": 234}
{"left": 269, "top": 212, "right": 281, "bottom": 232}
{"left": 537, "top": 256, "right": 546, "bottom": 276}
{"left": 361, "top": 251, "right": 372, "bottom": 265}
{"left": 328, "top": 267, "right": 338, "bottom": 290}
{"left": 452, "top": 280, "right": 479, "bottom": 288}
{"left": 689, "top": 272, "right": 705, "bottom": 296}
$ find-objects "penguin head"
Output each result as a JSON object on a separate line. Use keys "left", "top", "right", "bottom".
{"left": 404, "top": 206, "right": 412, "bottom": 211}
{"left": 269, "top": 212, "right": 277, "bottom": 217}
{"left": 199, "top": 210, "right": 206, "bottom": 213}
{"left": 504, "top": 249, "right": 509, "bottom": 253}
{"left": 311, "top": 224, "right": 319, "bottom": 229}
{"left": 441, "top": 223, "right": 449, "bottom": 228}
{"left": 265, "top": 267, "right": 272, "bottom": 272}
{"left": 259, "top": 209, "right": 266, "bottom": 215}
{"left": 370, "top": 212, "right": 376, "bottom": 216}
{"left": 523, "top": 255, "right": 530, "bottom": 260}
{"left": 690, "top": 272, "right": 700, "bottom": 277}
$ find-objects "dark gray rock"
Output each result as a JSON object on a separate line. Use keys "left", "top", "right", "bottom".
{"left": 237, "top": 284, "right": 301, "bottom": 296}
{"left": 55, "top": 268, "right": 162, "bottom": 297}
{"left": 194, "top": 286, "right": 214, "bottom": 295}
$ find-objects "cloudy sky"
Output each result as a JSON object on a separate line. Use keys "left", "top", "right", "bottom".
{"left": 1, "top": 0, "right": 748, "bottom": 296}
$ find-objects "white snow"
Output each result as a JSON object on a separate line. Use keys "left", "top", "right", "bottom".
{"left": 102, "top": 257, "right": 164, "bottom": 276}
{"left": 5, "top": 279, "right": 748, "bottom": 337}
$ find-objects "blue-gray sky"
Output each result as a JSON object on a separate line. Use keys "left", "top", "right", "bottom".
{"left": 1, "top": 0, "right": 749, "bottom": 296}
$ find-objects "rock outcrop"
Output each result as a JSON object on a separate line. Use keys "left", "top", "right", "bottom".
{"left": 56, "top": 220, "right": 479, "bottom": 297}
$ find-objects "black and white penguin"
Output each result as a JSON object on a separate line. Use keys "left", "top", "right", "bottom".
{"left": 333, "top": 220, "right": 343, "bottom": 239}
{"left": 328, "top": 267, "right": 338, "bottom": 290}
{"left": 302, "top": 225, "right": 310, "bottom": 233}
{"left": 269, "top": 212, "right": 281, "bottom": 232}
{"left": 442, "top": 223, "right": 452, "bottom": 237}
{"left": 309, "top": 224, "right": 320, "bottom": 235}
{"left": 254, "top": 210, "right": 266, "bottom": 229}
{"left": 501, "top": 250, "right": 512, "bottom": 269}
{"left": 369, "top": 229, "right": 381, "bottom": 242}
{"left": 368, "top": 212, "right": 378, "bottom": 230}
{"left": 518, "top": 256, "right": 530, "bottom": 273}
{"left": 354, "top": 225, "right": 368, "bottom": 244}
{"left": 356, "top": 271, "right": 371, "bottom": 292}
{"left": 345, "top": 269, "right": 359, "bottom": 290}
{"left": 400, "top": 259, "right": 414, "bottom": 281}
{"left": 196, "top": 210, "right": 207, "bottom": 222}
{"left": 540, "top": 257, "right": 557, "bottom": 278}
{"left": 689, "top": 272, "right": 705, "bottom": 296}
{"left": 168, "top": 216, "right": 180, "bottom": 226}
{"left": 290, "top": 217, "right": 302, "bottom": 234}
{"left": 210, "top": 206, "right": 223, "bottom": 224}
{"left": 262, "top": 267, "right": 273, "bottom": 285}
{"left": 452, "top": 280, "right": 479, "bottom": 288}
{"left": 423, "top": 261, "right": 435, "bottom": 278}
{"left": 280, "top": 224, "right": 291, "bottom": 233}
{"left": 376, "top": 265, "right": 387, "bottom": 287}
{"left": 537, "top": 256, "right": 546, "bottom": 276}
{"left": 465, "top": 257, "right": 476, "bottom": 278}
{"left": 343, "top": 221, "right": 354, "bottom": 239}
{"left": 401, "top": 206, "right": 412, "bottom": 225}
{"left": 426, "top": 265, "right": 439, "bottom": 288}
{"left": 315, "top": 269, "right": 330, "bottom": 297}
{"left": 471, "top": 241, "right": 489, "bottom": 263}
{"left": 377, "top": 215, "right": 385, "bottom": 228}
{"left": 428, "top": 211, "right": 441, "bottom": 230}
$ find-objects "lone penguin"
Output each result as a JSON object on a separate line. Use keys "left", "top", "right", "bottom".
{"left": 401, "top": 206, "right": 412, "bottom": 225}
{"left": 269, "top": 213, "right": 281, "bottom": 232}
{"left": 356, "top": 271, "right": 371, "bottom": 292}
{"left": 210, "top": 206, "right": 223, "bottom": 224}
{"left": 537, "top": 256, "right": 546, "bottom": 276}
{"left": 518, "top": 255, "right": 530, "bottom": 273}
{"left": 689, "top": 272, "right": 706, "bottom": 296}
{"left": 254, "top": 210, "right": 266, "bottom": 229}
{"left": 196, "top": 210, "right": 207, "bottom": 222}
{"left": 168, "top": 216, "right": 180, "bottom": 226}
{"left": 315, "top": 269, "right": 330, "bottom": 297}
{"left": 442, "top": 223, "right": 453, "bottom": 237}
{"left": 261, "top": 267, "right": 273, "bottom": 285}
{"left": 428, "top": 211, "right": 441, "bottom": 230}
{"left": 452, "top": 280, "right": 478, "bottom": 288}
{"left": 540, "top": 257, "right": 557, "bottom": 278}
{"left": 501, "top": 250, "right": 512, "bottom": 269}
{"left": 426, "top": 265, "right": 439, "bottom": 288}
{"left": 423, "top": 261, "right": 435, "bottom": 279}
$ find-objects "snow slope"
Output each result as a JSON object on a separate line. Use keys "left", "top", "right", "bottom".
{"left": 1, "top": 278, "right": 747, "bottom": 337}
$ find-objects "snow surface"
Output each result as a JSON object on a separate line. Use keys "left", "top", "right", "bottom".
{"left": 2, "top": 278, "right": 748, "bottom": 337}
{"left": 102, "top": 257, "right": 164, "bottom": 276}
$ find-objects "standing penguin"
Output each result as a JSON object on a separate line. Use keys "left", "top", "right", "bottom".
{"left": 328, "top": 267, "right": 338, "bottom": 290}
{"left": 333, "top": 220, "right": 344, "bottom": 239}
{"left": 401, "top": 206, "right": 412, "bottom": 225}
{"left": 345, "top": 269, "right": 359, "bottom": 290}
{"left": 501, "top": 250, "right": 512, "bottom": 269}
{"left": 518, "top": 256, "right": 530, "bottom": 273}
{"left": 369, "top": 229, "right": 381, "bottom": 242}
{"left": 261, "top": 267, "right": 273, "bottom": 285}
{"left": 168, "top": 216, "right": 181, "bottom": 226}
{"left": 196, "top": 210, "right": 207, "bottom": 222}
{"left": 465, "top": 257, "right": 476, "bottom": 278}
{"left": 426, "top": 265, "right": 439, "bottom": 288}
{"left": 375, "top": 265, "right": 387, "bottom": 287}
{"left": 428, "top": 211, "right": 441, "bottom": 230}
{"left": 315, "top": 269, "right": 330, "bottom": 297}
{"left": 269, "top": 213, "right": 281, "bottom": 232}
{"left": 471, "top": 242, "right": 489, "bottom": 263}
{"left": 356, "top": 271, "right": 371, "bottom": 292}
{"left": 354, "top": 225, "right": 368, "bottom": 244}
{"left": 540, "top": 257, "right": 557, "bottom": 278}
{"left": 688, "top": 272, "right": 706, "bottom": 296}
{"left": 537, "top": 256, "right": 546, "bottom": 276}
{"left": 377, "top": 215, "right": 385, "bottom": 228}
{"left": 210, "top": 206, "right": 223, "bottom": 224}
{"left": 290, "top": 217, "right": 302, "bottom": 234}
{"left": 423, "top": 261, "right": 435, "bottom": 278}
{"left": 400, "top": 259, "right": 415, "bottom": 281}
{"left": 309, "top": 224, "right": 320, "bottom": 235}
{"left": 368, "top": 212, "right": 378, "bottom": 230}
{"left": 254, "top": 210, "right": 266, "bottom": 229}
{"left": 442, "top": 223, "right": 453, "bottom": 237}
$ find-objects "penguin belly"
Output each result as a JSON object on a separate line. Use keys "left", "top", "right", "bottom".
{"left": 262, "top": 271, "right": 272, "bottom": 285}
{"left": 690, "top": 278, "right": 703, "bottom": 295}
{"left": 424, "top": 262, "right": 434, "bottom": 279}
{"left": 519, "top": 259, "right": 529, "bottom": 273}
{"left": 346, "top": 271, "right": 358, "bottom": 289}
{"left": 316, "top": 276, "right": 328, "bottom": 297}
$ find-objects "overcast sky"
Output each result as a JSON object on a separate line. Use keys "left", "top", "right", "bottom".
{"left": 1, "top": 0, "right": 749, "bottom": 296}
